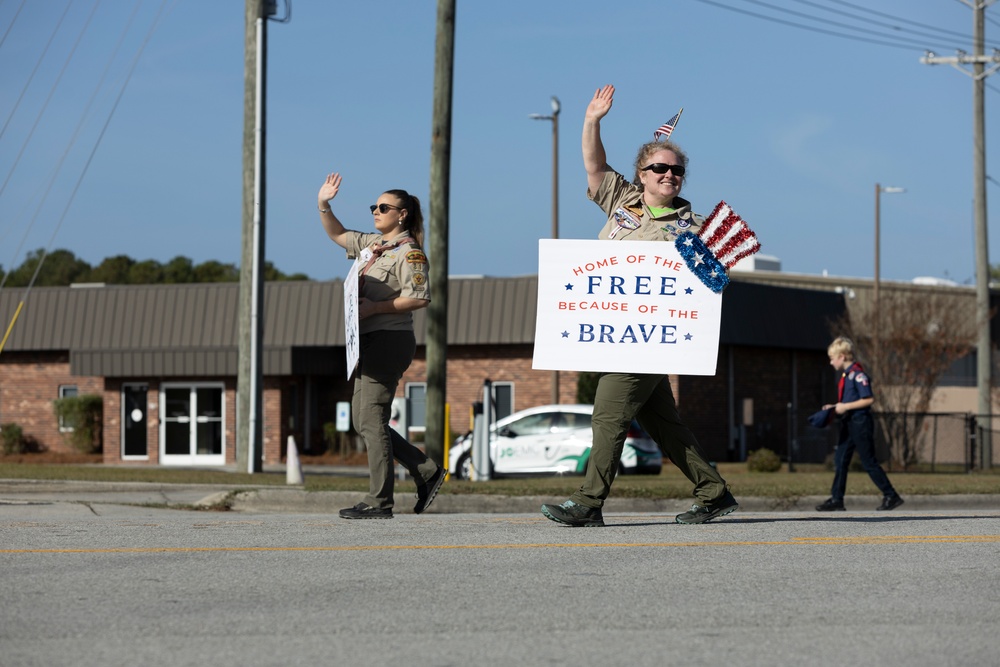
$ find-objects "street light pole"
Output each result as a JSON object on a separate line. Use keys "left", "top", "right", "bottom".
{"left": 238, "top": 0, "right": 288, "bottom": 473}
{"left": 531, "top": 96, "right": 561, "bottom": 404}
{"left": 874, "top": 184, "right": 905, "bottom": 363}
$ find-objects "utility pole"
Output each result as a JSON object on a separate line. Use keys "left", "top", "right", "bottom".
{"left": 238, "top": 0, "right": 287, "bottom": 473}
{"left": 425, "top": 0, "right": 456, "bottom": 466}
{"left": 921, "top": 1, "right": 999, "bottom": 469}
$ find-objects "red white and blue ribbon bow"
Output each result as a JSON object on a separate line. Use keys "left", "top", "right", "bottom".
{"left": 675, "top": 201, "right": 761, "bottom": 293}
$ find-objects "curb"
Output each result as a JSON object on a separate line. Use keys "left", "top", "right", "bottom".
{"left": 227, "top": 489, "right": 1000, "bottom": 515}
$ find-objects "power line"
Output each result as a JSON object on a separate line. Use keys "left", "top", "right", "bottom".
{"left": 17, "top": 0, "right": 171, "bottom": 298}
{"left": 0, "top": 0, "right": 144, "bottom": 295}
{"left": 0, "top": 0, "right": 28, "bottom": 50}
{"left": 823, "top": 0, "right": 999, "bottom": 47}
{"left": 694, "top": 0, "right": 994, "bottom": 53}
{"left": 0, "top": 0, "right": 73, "bottom": 144}
{"left": 738, "top": 0, "right": 985, "bottom": 52}
{"left": 0, "top": 0, "right": 101, "bottom": 200}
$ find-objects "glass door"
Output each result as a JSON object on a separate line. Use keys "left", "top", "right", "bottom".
{"left": 122, "top": 384, "right": 148, "bottom": 459}
{"left": 160, "top": 384, "right": 225, "bottom": 465}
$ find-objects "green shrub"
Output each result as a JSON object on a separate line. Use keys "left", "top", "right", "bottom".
{"left": 52, "top": 394, "right": 103, "bottom": 453}
{"left": 747, "top": 447, "right": 782, "bottom": 472}
{"left": 1, "top": 423, "right": 26, "bottom": 455}
{"left": 323, "top": 421, "right": 354, "bottom": 457}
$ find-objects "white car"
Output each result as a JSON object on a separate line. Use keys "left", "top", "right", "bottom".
{"left": 447, "top": 404, "right": 663, "bottom": 479}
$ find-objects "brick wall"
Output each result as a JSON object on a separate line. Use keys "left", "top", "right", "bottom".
{"left": 402, "top": 344, "right": 580, "bottom": 439}
{"left": 0, "top": 352, "right": 103, "bottom": 453}
{"left": 5, "top": 344, "right": 831, "bottom": 467}
{"left": 100, "top": 378, "right": 255, "bottom": 466}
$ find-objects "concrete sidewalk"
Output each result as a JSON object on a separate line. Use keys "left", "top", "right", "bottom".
{"left": 1, "top": 477, "right": 998, "bottom": 514}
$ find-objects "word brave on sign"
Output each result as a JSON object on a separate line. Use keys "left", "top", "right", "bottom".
{"left": 532, "top": 239, "right": 723, "bottom": 376}
{"left": 579, "top": 323, "right": 678, "bottom": 344}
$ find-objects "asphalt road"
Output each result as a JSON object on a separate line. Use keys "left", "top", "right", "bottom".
{"left": 2, "top": 484, "right": 999, "bottom": 667}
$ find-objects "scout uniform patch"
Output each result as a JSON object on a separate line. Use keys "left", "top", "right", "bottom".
{"left": 609, "top": 207, "right": 641, "bottom": 239}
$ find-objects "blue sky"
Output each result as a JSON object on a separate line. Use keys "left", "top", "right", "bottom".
{"left": 1, "top": 0, "right": 998, "bottom": 286}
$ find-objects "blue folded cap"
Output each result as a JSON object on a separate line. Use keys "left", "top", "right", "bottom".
{"left": 807, "top": 408, "right": 834, "bottom": 429}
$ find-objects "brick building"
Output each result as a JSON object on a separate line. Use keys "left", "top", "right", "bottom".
{"left": 3, "top": 273, "right": 987, "bottom": 467}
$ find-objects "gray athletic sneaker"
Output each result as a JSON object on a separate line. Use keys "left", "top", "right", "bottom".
{"left": 675, "top": 490, "right": 739, "bottom": 524}
{"left": 541, "top": 500, "right": 605, "bottom": 527}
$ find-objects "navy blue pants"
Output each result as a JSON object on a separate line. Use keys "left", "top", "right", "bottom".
{"left": 830, "top": 411, "right": 896, "bottom": 501}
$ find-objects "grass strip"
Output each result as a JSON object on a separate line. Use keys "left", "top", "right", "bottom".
{"left": 1, "top": 462, "right": 997, "bottom": 498}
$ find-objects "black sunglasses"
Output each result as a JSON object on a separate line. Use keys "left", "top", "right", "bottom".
{"left": 641, "top": 163, "right": 685, "bottom": 176}
{"left": 370, "top": 203, "right": 403, "bottom": 214}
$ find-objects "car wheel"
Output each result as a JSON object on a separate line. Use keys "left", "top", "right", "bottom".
{"left": 454, "top": 452, "right": 472, "bottom": 480}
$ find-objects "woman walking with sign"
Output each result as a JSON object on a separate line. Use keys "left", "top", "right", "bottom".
{"left": 317, "top": 172, "right": 444, "bottom": 519}
{"left": 541, "top": 85, "right": 738, "bottom": 527}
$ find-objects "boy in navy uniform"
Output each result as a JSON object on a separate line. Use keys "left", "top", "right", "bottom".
{"left": 816, "top": 337, "right": 904, "bottom": 512}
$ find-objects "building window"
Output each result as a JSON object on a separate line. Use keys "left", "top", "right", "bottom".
{"left": 58, "top": 385, "right": 78, "bottom": 431}
{"left": 405, "top": 383, "right": 427, "bottom": 440}
{"left": 403, "top": 382, "right": 511, "bottom": 436}
{"left": 492, "top": 382, "right": 513, "bottom": 421}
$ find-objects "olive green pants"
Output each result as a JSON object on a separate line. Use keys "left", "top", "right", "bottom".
{"left": 354, "top": 330, "right": 438, "bottom": 510}
{"left": 569, "top": 373, "right": 727, "bottom": 509}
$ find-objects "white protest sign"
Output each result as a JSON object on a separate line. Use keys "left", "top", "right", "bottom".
{"left": 531, "top": 239, "right": 723, "bottom": 375}
{"left": 344, "top": 259, "right": 360, "bottom": 379}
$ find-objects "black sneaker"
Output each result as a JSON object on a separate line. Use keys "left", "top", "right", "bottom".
{"left": 339, "top": 502, "right": 393, "bottom": 520}
{"left": 541, "top": 500, "right": 605, "bottom": 527}
{"left": 815, "top": 497, "right": 846, "bottom": 512}
{"left": 414, "top": 466, "right": 445, "bottom": 514}
{"left": 876, "top": 494, "right": 904, "bottom": 511}
{"left": 675, "top": 490, "right": 739, "bottom": 524}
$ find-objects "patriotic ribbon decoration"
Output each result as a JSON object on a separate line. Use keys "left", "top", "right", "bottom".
{"left": 653, "top": 108, "right": 683, "bottom": 141}
{"left": 675, "top": 201, "right": 761, "bottom": 293}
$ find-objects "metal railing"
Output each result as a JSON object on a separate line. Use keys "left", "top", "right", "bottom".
{"left": 748, "top": 409, "right": 1000, "bottom": 472}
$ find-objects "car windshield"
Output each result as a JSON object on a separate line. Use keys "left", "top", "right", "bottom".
{"left": 504, "top": 411, "right": 591, "bottom": 436}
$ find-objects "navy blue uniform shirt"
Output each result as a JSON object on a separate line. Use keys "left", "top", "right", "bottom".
{"left": 839, "top": 361, "right": 873, "bottom": 413}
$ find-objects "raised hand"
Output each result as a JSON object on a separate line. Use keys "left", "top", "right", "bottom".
{"left": 585, "top": 85, "right": 615, "bottom": 122}
{"left": 318, "top": 172, "right": 342, "bottom": 205}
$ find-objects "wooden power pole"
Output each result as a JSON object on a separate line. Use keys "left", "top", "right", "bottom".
{"left": 425, "top": 0, "right": 456, "bottom": 465}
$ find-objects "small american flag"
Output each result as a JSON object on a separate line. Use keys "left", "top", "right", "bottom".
{"left": 653, "top": 108, "right": 683, "bottom": 141}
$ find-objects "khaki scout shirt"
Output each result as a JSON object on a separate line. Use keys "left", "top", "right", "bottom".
{"left": 345, "top": 231, "right": 430, "bottom": 334}
{"left": 588, "top": 170, "right": 703, "bottom": 242}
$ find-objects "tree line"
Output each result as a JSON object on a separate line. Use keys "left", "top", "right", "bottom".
{"left": 0, "top": 249, "right": 309, "bottom": 287}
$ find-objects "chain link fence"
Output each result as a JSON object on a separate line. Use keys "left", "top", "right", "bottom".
{"left": 874, "top": 412, "right": 1000, "bottom": 472}
{"left": 745, "top": 408, "right": 1000, "bottom": 472}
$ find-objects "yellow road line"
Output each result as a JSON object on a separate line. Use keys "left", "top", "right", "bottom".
{"left": 2, "top": 535, "right": 999, "bottom": 554}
